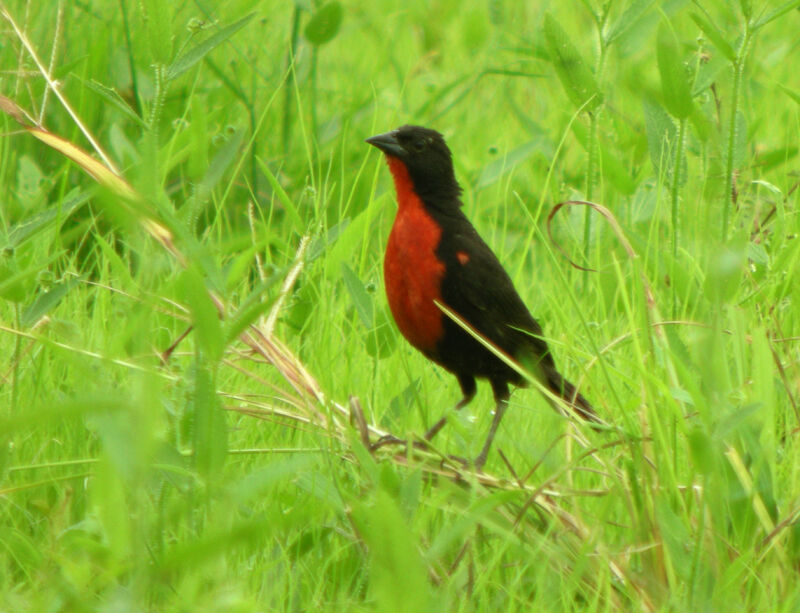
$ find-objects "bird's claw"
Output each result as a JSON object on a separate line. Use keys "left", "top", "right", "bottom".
{"left": 370, "top": 434, "right": 407, "bottom": 451}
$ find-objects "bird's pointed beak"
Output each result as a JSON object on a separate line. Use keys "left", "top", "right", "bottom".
{"left": 365, "top": 130, "right": 405, "bottom": 157}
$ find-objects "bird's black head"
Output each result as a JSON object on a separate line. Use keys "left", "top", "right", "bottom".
{"left": 366, "top": 125, "right": 462, "bottom": 203}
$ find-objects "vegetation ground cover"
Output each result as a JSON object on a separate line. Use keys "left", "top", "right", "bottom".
{"left": 2, "top": 1, "right": 800, "bottom": 609}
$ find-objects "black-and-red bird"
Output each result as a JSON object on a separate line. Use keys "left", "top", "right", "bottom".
{"left": 367, "top": 125, "right": 598, "bottom": 469}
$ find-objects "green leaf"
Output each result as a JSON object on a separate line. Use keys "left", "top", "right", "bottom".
{"left": 21, "top": 278, "right": 79, "bottom": 328}
{"left": 180, "top": 267, "right": 224, "bottom": 362}
{"left": 0, "top": 530, "right": 40, "bottom": 573}
{"left": 0, "top": 252, "right": 60, "bottom": 303}
{"left": 308, "top": 218, "right": 350, "bottom": 262}
{"left": 657, "top": 23, "right": 694, "bottom": 119}
{"left": 488, "top": 0, "right": 505, "bottom": 25}
{"left": 296, "top": 472, "right": 345, "bottom": 513}
{"left": 692, "top": 53, "right": 727, "bottom": 96}
{"left": 753, "top": 0, "right": 800, "bottom": 29}
{"left": 779, "top": 84, "right": 800, "bottom": 106}
{"left": 364, "top": 305, "right": 398, "bottom": 359}
{"left": 93, "top": 231, "right": 135, "bottom": 287}
{"left": 92, "top": 457, "right": 132, "bottom": 561}
{"left": 571, "top": 122, "right": 638, "bottom": 194}
{"left": 224, "top": 271, "right": 285, "bottom": 344}
{"left": 230, "top": 455, "right": 317, "bottom": 505}
{"left": 605, "top": 0, "right": 657, "bottom": 45}
{"left": 341, "top": 263, "right": 373, "bottom": 328}
{"left": 188, "top": 96, "right": 210, "bottom": 180}
{"left": 351, "top": 490, "right": 434, "bottom": 612}
{"left": 655, "top": 497, "right": 692, "bottom": 579}
{"left": 427, "top": 489, "right": 519, "bottom": 559}
{"left": 729, "top": 110, "right": 748, "bottom": 168}
{"left": 257, "top": 157, "right": 304, "bottom": 233}
{"left": 739, "top": 0, "right": 752, "bottom": 20}
{"left": 83, "top": 79, "right": 145, "bottom": 125}
{"left": 0, "top": 433, "right": 8, "bottom": 480}
{"left": 475, "top": 138, "right": 548, "bottom": 189}
{"left": 15, "top": 156, "right": 45, "bottom": 204}
{"left": 716, "top": 404, "right": 763, "bottom": 439}
{"left": 755, "top": 146, "right": 798, "bottom": 171}
{"left": 304, "top": 2, "right": 343, "bottom": 45}
{"left": 53, "top": 54, "right": 89, "bottom": 81}
{"left": 201, "top": 128, "right": 244, "bottom": 193}
{"left": 0, "top": 396, "right": 125, "bottom": 433}
{"left": 542, "top": 13, "right": 603, "bottom": 112}
{"left": 167, "top": 14, "right": 254, "bottom": 81}
{"left": 599, "top": 144, "right": 638, "bottom": 195}
{"left": 141, "top": 0, "right": 173, "bottom": 65}
{"left": 2, "top": 188, "right": 89, "bottom": 249}
{"left": 157, "top": 518, "right": 269, "bottom": 574}
{"left": 324, "top": 196, "right": 382, "bottom": 281}
{"left": 703, "top": 244, "right": 745, "bottom": 304}
{"left": 192, "top": 361, "right": 227, "bottom": 479}
{"left": 690, "top": 12, "right": 735, "bottom": 62}
{"left": 642, "top": 98, "right": 677, "bottom": 178}
{"left": 224, "top": 238, "right": 275, "bottom": 291}
{"left": 688, "top": 426, "right": 716, "bottom": 474}
{"left": 688, "top": 103, "right": 712, "bottom": 143}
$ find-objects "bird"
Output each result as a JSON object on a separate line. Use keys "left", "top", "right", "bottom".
{"left": 366, "top": 125, "right": 598, "bottom": 469}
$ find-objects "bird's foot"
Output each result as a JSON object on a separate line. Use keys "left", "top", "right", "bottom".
{"left": 370, "top": 434, "right": 407, "bottom": 451}
{"left": 370, "top": 434, "right": 432, "bottom": 452}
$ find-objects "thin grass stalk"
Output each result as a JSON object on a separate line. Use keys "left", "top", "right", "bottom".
{"left": 722, "top": 29, "right": 751, "bottom": 239}
{"left": 671, "top": 116, "right": 687, "bottom": 319}
{"left": 37, "top": 0, "right": 63, "bottom": 123}
{"left": 583, "top": 10, "right": 607, "bottom": 264}
{"left": 584, "top": 111, "right": 598, "bottom": 260}
{"left": 282, "top": 5, "right": 302, "bottom": 154}
{"left": 11, "top": 304, "right": 20, "bottom": 413}
{"left": 310, "top": 47, "right": 319, "bottom": 140}
{"left": 671, "top": 118, "right": 686, "bottom": 258}
{"left": 118, "top": 0, "right": 140, "bottom": 115}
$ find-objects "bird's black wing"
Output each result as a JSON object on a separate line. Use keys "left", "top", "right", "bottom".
{"left": 433, "top": 210, "right": 554, "bottom": 368}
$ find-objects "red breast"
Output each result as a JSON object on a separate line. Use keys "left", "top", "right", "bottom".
{"left": 383, "top": 157, "right": 445, "bottom": 354}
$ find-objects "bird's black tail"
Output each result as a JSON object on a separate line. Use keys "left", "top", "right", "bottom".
{"left": 545, "top": 367, "right": 599, "bottom": 423}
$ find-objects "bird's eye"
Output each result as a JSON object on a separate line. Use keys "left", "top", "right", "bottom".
{"left": 412, "top": 140, "right": 426, "bottom": 152}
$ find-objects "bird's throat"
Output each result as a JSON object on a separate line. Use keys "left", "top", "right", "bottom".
{"left": 383, "top": 156, "right": 445, "bottom": 353}
{"left": 385, "top": 156, "right": 419, "bottom": 214}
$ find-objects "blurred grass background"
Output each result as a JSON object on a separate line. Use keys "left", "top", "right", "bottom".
{"left": 1, "top": 0, "right": 800, "bottom": 609}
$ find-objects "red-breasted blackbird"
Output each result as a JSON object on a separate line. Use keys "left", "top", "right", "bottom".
{"left": 367, "top": 125, "right": 597, "bottom": 469}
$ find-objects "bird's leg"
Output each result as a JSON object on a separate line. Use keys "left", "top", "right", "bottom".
{"left": 474, "top": 380, "right": 510, "bottom": 470}
{"left": 424, "top": 375, "right": 476, "bottom": 441}
{"left": 373, "top": 375, "right": 477, "bottom": 457}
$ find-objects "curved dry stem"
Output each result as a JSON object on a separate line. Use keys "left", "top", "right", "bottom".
{"left": 548, "top": 200, "right": 659, "bottom": 316}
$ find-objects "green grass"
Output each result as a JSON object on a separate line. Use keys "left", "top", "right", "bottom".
{"left": 2, "top": 0, "right": 800, "bottom": 610}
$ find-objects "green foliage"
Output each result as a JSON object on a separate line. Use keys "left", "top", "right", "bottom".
{"left": 303, "top": 1, "right": 343, "bottom": 46}
{"left": 657, "top": 22, "right": 694, "bottom": 120}
{"left": 141, "top": 0, "right": 173, "bottom": 65}
{"left": 167, "top": 13, "right": 255, "bottom": 81}
{"left": 542, "top": 13, "right": 603, "bottom": 113}
{"left": 1, "top": 0, "right": 800, "bottom": 610}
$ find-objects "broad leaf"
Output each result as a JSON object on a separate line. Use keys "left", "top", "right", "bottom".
{"left": 543, "top": 13, "right": 603, "bottom": 112}
{"left": 657, "top": 23, "right": 694, "bottom": 119}
{"left": 167, "top": 14, "right": 254, "bottom": 81}
{"left": 304, "top": 2, "right": 343, "bottom": 45}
